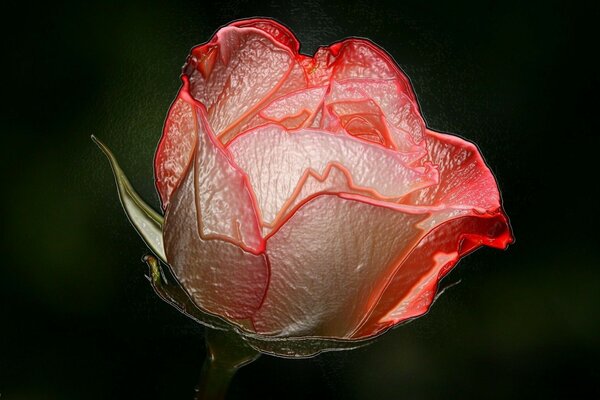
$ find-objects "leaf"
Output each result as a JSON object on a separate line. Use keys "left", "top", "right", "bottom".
{"left": 92, "top": 135, "right": 166, "bottom": 263}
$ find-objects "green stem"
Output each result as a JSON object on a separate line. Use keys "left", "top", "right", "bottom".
{"left": 195, "top": 328, "right": 260, "bottom": 400}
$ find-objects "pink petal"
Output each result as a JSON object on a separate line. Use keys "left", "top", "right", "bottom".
{"left": 192, "top": 105, "right": 264, "bottom": 253}
{"left": 154, "top": 91, "right": 197, "bottom": 209}
{"left": 252, "top": 195, "right": 428, "bottom": 337}
{"left": 184, "top": 23, "right": 307, "bottom": 143}
{"left": 164, "top": 165, "right": 269, "bottom": 320}
{"left": 229, "top": 19, "right": 300, "bottom": 53}
{"left": 353, "top": 213, "right": 512, "bottom": 338}
{"left": 303, "top": 39, "right": 417, "bottom": 104}
{"left": 405, "top": 129, "right": 502, "bottom": 209}
{"left": 260, "top": 86, "right": 327, "bottom": 129}
{"left": 326, "top": 79, "right": 425, "bottom": 148}
{"left": 227, "top": 125, "right": 439, "bottom": 229}
{"left": 349, "top": 129, "right": 513, "bottom": 337}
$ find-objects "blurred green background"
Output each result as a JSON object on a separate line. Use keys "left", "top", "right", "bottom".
{"left": 2, "top": 0, "right": 598, "bottom": 398}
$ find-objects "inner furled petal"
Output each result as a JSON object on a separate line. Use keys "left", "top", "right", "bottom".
{"left": 192, "top": 106, "right": 264, "bottom": 254}
{"left": 252, "top": 195, "right": 428, "bottom": 337}
{"left": 184, "top": 25, "right": 307, "bottom": 144}
{"left": 227, "top": 125, "right": 439, "bottom": 229}
{"left": 404, "top": 129, "right": 502, "bottom": 210}
{"left": 164, "top": 165, "right": 269, "bottom": 321}
{"left": 327, "top": 79, "right": 425, "bottom": 147}
{"left": 325, "top": 99, "right": 396, "bottom": 148}
{"left": 352, "top": 213, "right": 512, "bottom": 338}
{"left": 155, "top": 92, "right": 197, "bottom": 209}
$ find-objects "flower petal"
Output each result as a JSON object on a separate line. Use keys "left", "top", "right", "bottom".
{"left": 154, "top": 91, "right": 197, "bottom": 209}
{"left": 183, "top": 22, "right": 307, "bottom": 143}
{"left": 350, "top": 129, "right": 513, "bottom": 337}
{"left": 260, "top": 86, "right": 327, "bottom": 129}
{"left": 164, "top": 157, "right": 269, "bottom": 320}
{"left": 325, "top": 79, "right": 425, "bottom": 149}
{"left": 405, "top": 130, "right": 502, "bottom": 210}
{"left": 353, "top": 213, "right": 512, "bottom": 338}
{"left": 304, "top": 39, "right": 416, "bottom": 103}
{"left": 252, "top": 195, "right": 428, "bottom": 337}
{"left": 227, "top": 125, "right": 438, "bottom": 229}
{"left": 192, "top": 105, "right": 264, "bottom": 253}
{"left": 229, "top": 19, "right": 300, "bottom": 53}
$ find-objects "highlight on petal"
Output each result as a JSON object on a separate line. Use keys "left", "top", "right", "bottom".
{"left": 252, "top": 194, "right": 429, "bottom": 337}
{"left": 227, "top": 124, "right": 438, "bottom": 230}
{"left": 163, "top": 157, "right": 269, "bottom": 321}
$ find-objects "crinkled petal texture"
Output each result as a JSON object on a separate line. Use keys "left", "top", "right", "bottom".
{"left": 156, "top": 19, "right": 512, "bottom": 342}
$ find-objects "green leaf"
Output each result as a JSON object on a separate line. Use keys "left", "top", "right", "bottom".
{"left": 92, "top": 135, "right": 166, "bottom": 263}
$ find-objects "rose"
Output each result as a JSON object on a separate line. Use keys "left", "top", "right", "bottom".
{"left": 96, "top": 18, "right": 512, "bottom": 358}
{"left": 150, "top": 19, "right": 512, "bottom": 347}
{"left": 90, "top": 18, "right": 514, "bottom": 359}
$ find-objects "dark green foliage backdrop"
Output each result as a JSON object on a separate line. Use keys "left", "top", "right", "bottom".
{"left": 2, "top": 0, "right": 598, "bottom": 398}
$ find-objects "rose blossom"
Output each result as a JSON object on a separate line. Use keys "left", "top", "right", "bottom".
{"left": 153, "top": 18, "right": 512, "bottom": 342}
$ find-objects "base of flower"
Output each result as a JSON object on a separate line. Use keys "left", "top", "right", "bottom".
{"left": 195, "top": 328, "right": 260, "bottom": 400}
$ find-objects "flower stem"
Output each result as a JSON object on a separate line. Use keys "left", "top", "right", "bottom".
{"left": 195, "top": 328, "right": 260, "bottom": 400}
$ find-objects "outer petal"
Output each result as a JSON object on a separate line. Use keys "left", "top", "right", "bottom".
{"left": 252, "top": 195, "right": 429, "bottom": 337}
{"left": 404, "top": 130, "right": 502, "bottom": 210}
{"left": 183, "top": 21, "right": 307, "bottom": 143}
{"left": 163, "top": 149, "right": 269, "bottom": 320}
{"left": 352, "top": 130, "right": 513, "bottom": 337}
{"left": 154, "top": 89, "right": 197, "bottom": 209}
{"left": 229, "top": 19, "right": 300, "bottom": 53}
{"left": 353, "top": 213, "right": 511, "bottom": 338}
{"left": 193, "top": 106, "right": 265, "bottom": 253}
{"left": 227, "top": 125, "right": 438, "bottom": 229}
{"left": 303, "top": 39, "right": 417, "bottom": 104}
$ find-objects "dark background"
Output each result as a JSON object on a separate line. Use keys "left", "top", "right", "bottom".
{"left": 2, "top": 0, "right": 598, "bottom": 398}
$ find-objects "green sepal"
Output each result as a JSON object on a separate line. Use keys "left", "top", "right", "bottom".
{"left": 92, "top": 135, "right": 166, "bottom": 263}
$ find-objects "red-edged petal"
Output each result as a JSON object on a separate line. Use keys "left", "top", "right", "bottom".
{"left": 353, "top": 213, "right": 512, "bottom": 338}
{"left": 154, "top": 88, "right": 197, "bottom": 209}
{"left": 405, "top": 129, "right": 501, "bottom": 210}
{"left": 183, "top": 22, "right": 307, "bottom": 143}
{"left": 229, "top": 18, "right": 300, "bottom": 53}
{"left": 227, "top": 125, "right": 438, "bottom": 229}
{"left": 325, "top": 79, "right": 425, "bottom": 149}
{"left": 252, "top": 195, "right": 428, "bottom": 337}
{"left": 192, "top": 105, "right": 264, "bottom": 253}
{"left": 350, "top": 129, "right": 513, "bottom": 337}
{"left": 260, "top": 86, "right": 327, "bottom": 129}
{"left": 164, "top": 165, "right": 269, "bottom": 320}
{"left": 303, "top": 39, "right": 417, "bottom": 104}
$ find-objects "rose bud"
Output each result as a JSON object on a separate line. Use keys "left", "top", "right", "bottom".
{"left": 97, "top": 18, "right": 512, "bottom": 357}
